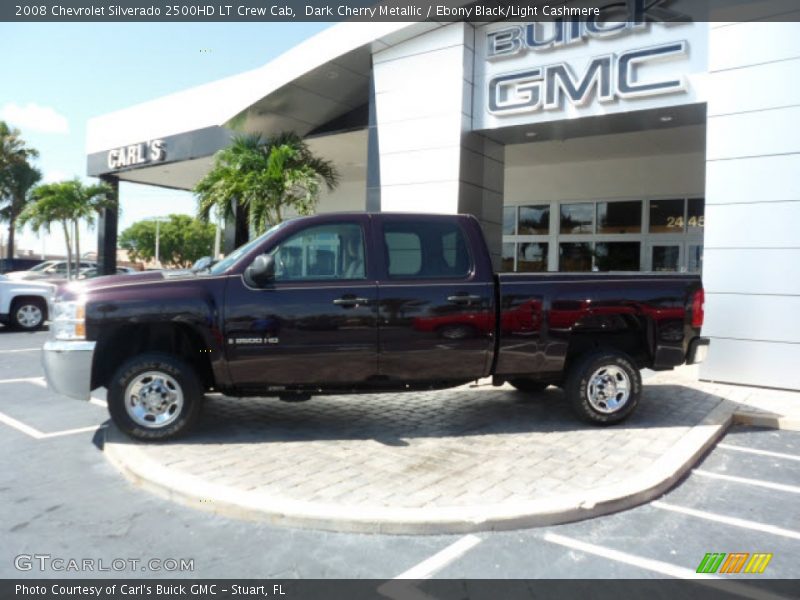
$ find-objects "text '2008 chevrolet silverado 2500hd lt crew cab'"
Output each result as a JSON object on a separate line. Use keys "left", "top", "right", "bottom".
{"left": 42, "top": 213, "right": 709, "bottom": 440}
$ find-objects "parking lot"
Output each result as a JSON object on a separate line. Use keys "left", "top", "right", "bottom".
{"left": 1, "top": 326, "right": 799, "bottom": 584}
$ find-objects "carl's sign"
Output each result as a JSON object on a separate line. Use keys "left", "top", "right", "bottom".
{"left": 107, "top": 139, "right": 166, "bottom": 170}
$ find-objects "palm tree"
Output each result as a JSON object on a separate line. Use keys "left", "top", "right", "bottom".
{"left": 18, "top": 182, "right": 76, "bottom": 278}
{"left": 0, "top": 161, "right": 42, "bottom": 260}
{"left": 18, "top": 179, "right": 113, "bottom": 278}
{"left": 195, "top": 132, "right": 338, "bottom": 236}
{"left": 0, "top": 121, "right": 38, "bottom": 171}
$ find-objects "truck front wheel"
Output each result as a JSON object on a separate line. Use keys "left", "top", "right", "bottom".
{"left": 107, "top": 353, "right": 203, "bottom": 440}
{"left": 565, "top": 350, "right": 641, "bottom": 425}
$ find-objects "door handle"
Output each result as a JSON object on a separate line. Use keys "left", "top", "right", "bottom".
{"left": 447, "top": 294, "right": 482, "bottom": 305}
{"left": 333, "top": 296, "right": 369, "bottom": 307}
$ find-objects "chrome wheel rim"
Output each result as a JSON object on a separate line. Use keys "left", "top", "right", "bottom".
{"left": 124, "top": 371, "right": 184, "bottom": 429}
{"left": 587, "top": 365, "right": 631, "bottom": 414}
{"left": 16, "top": 304, "right": 43, "bottom": 329}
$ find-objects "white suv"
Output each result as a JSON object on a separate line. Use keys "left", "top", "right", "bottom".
{"left": 0, "top": 274, "right": 56, "bottom": 331}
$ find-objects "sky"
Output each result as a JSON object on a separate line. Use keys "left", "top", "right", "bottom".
{"left": 0, "top": 21, "right": 330, "bottom": 257}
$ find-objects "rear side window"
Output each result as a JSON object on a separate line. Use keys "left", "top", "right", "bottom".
{"left": 382, "top": 221, "right": 471, "bottom": 279}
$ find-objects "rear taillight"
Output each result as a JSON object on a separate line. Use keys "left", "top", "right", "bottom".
{"left": 691, "top": 288, "right": 705, "bottom": 329}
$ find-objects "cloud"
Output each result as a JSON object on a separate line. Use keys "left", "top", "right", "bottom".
{"left": 0, "top": 102, "right": 69, "bottom": 134}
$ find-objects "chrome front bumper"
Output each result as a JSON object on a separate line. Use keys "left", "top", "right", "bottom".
{"left": 42, "top": 340, "right": 96, "bottom": 401}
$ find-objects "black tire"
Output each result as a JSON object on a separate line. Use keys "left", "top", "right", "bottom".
{"left": 565, "top": 349, "right": 641, "bottom": 425}
{"left": 107, "top": 352, "right": 202, "bottom": 441}
{"left": 10, "top": 297, "right": 47, "bottom": 331}
{"left": 508, "top": 378, "right": 550, "bottom": 393}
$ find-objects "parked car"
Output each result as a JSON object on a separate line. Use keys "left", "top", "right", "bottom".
{"left": 0, "top": 274, "right": 56, "bottom": 331}
{"left": 5, "top": 260, "right": 97, "bottom": 281}
{"left": 0, "top": 258, "right": 46, "bottom": 274}
{"left": 42, "top": 213, "right": 708, "bottom": 440}
{"left": 77, "top": 266, "right": 138, "bottom": 279}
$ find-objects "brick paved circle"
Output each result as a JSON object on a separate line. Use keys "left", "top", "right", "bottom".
{"left": 103, "top": 373, "right": 733, "bottom": 533}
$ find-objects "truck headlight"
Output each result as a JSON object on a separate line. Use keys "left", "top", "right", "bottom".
{"left": 51, "top": 299, "right": 86, "bottom": 340}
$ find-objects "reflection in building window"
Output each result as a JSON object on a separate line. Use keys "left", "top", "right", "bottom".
{"left": 597, "top": 200, "right": 642, "bottom": 234}
{"left": 560, "top": 203, "right": 593, "bottom": 234}
{"left": 503, "top": 206, "right": 516, "bottom": 235}
{"left": 518, "top": 242, "right": 548, "bottom": 272}
{"left": 652, "top": 245, "right": 680, "bottom": 272}
{"left": 688, "top": 245, "right": 704, "bottom": 273}
{"left": 559, "top": 242, "right": 593, "bottom": 272}
{"left": 519, "top": 205, "right": 550, "bottom": 235}
{"left": 595, "top": 242, "right": 640, "bottom": 271}
{"left": 501, "top": 242, "right": 515, "bottom": 272}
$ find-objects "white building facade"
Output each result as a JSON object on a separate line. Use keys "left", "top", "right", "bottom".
{"left": 85, "top": 7, "right": 800, "bottom": 391}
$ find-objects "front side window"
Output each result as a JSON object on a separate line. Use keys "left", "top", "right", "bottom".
{"left": 383, "top": 221, "right": 471, "bottom": 279}
{"left": 270, "top": 223, "right": 365, "bottom": 282}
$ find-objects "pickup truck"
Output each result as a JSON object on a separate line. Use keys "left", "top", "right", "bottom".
{"left": 42, "top": 213, "right": 708, "bottom": 440}
{"left": 0, "top": 274, "right": 55, "bottom": 331}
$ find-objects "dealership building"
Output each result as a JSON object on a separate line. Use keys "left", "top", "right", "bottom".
{"left": 85, "top": 9, "right": 800, "bottom": 391}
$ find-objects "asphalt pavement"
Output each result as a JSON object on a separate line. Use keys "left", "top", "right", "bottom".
{"left": 1, "top": 327, "right": 798, "bottom": 584}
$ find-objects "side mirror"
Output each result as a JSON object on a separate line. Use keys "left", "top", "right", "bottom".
{"left": 244, "top": 254, "right": 275, "bottom": 287}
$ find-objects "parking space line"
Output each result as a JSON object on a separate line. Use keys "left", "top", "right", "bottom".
{"left": 717, "top": 443, "right": 800, "bottom": 462}
{"left": 652, "top": 501, "right": 800, "bottom": 540}
{"left": 693, "top": 469, "right": 800, "bottom": 494}
{"left": 542, "top": 533, "right": 790, "bottom": 600}
{"left": 0, "top": 410, "right": 104, "bottom": 439}
{"left": 393, "top": 535, "right": 482, "bottom": 579}
{"left": 0, "top": 347, "right": 40, "bottom": 354}
{"left": 0, "top": 376, "right": 45, "bottom": 385}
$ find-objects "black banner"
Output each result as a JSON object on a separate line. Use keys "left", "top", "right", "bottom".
{"left": 4, "top": 579, "right": 800, "bottom": 600}
{"left": 2, "top": 0, "right": 800, "bottom": 23}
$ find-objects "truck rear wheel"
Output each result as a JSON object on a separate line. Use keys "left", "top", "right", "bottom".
{"left": 107, "top": 353, "right": 203, "bottom": 440}
{"left": 565, "top": 350, "right": 641, "bottom": 425}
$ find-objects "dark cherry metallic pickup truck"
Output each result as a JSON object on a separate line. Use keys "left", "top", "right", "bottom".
{"left": 42, "top": 213, "right": 708, "bottom": 440}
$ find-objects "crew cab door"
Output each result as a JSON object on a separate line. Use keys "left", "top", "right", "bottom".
{"left": 373, "top": 214, "right": 495, "bottom": 382}
{"left": 223, "top": 216, "right": 378, "bottom": 389}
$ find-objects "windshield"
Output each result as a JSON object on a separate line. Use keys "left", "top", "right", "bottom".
{"left": 29, "top": 261, "right": 56, "bottom": 272}
{"left": 208, "top": 222, "right": 287, "bottom": 276}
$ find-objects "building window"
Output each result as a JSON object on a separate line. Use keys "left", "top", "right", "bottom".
{"left": 652, "top": 245, "right": 681, "bottom": 272}
{"left": 501, "top": 242, "right": 516, "bottom": 272}
{"left": 687, "top": 245, "right": 703, "bottom": 273}
{"left": 597, "top": 200, "right": 642, "bottom": 234}
{"left": 503, "top": 206, "right": 516, "bottom": 235}
{"left": 559, "top": 242, "right": 593, "bottom": 272}
{"left": 518, "top": 242, "right": 548, "bottom": 272}
{"left": 560, "top": 203, "right": 593, "bottom": 234}
{"left": 649, "top": 198, "right": 687, "bottom": 233}
{"left": 595, "top": 242, "right": 640, "bottom": 272}
{"left": 519, "top": 205, "right": 550, "bottom": 235}
{"left": 687, "top": 198, "right": 705, "bottom": 232}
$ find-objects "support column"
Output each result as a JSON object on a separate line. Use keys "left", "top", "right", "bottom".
{"left": 372, "top": 22, "right": 505, "bottom": 268}
{"left": 97, "top": 175, "right": 119, "bottom": 275}
{"left": 700, "top": 21, "right": 800, "bottom": 390}
{"left": 223, "top": 201, "right": 249, "bottom": 254}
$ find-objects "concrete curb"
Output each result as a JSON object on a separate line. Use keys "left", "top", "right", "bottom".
{"left": 732, "top": 410, "right": 800, "bottom": 432}
{"left": 102, "top": 398, "right": 735, "bottom": 535}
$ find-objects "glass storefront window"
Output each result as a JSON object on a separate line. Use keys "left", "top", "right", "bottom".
{"left": 559, "top": 242, "right": 593, "bottom": 272}
{"left": 519, "top": 205, "right": 550, "bottom": 235}
{"left": 687, "top": 198, "right": 705, "bottom": 232}
{"left": 595, "top": 242, "right": 640, "bottom": 271}
{"left": 688, "top": 245, "right": 704, "bottom": 273}
{"left": 597, "top": 200, "right": 642, "bottom": 234}
{"left": 503, "top": 206, "right": 516, "bottom": 235}
{"left": 518, "top": 242, "right": 548, "bottom": 272}
{"left": 560, "top": 203, "right": 593, "bottom": 234}
{"left": 652, "top": 245, "right": 680, "bottom": 272}
{"left": 649, "top": 199, "right": 686, "bottom": 233}
{"left": 501, "top": 242, "right": 516, "bottom": 272}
